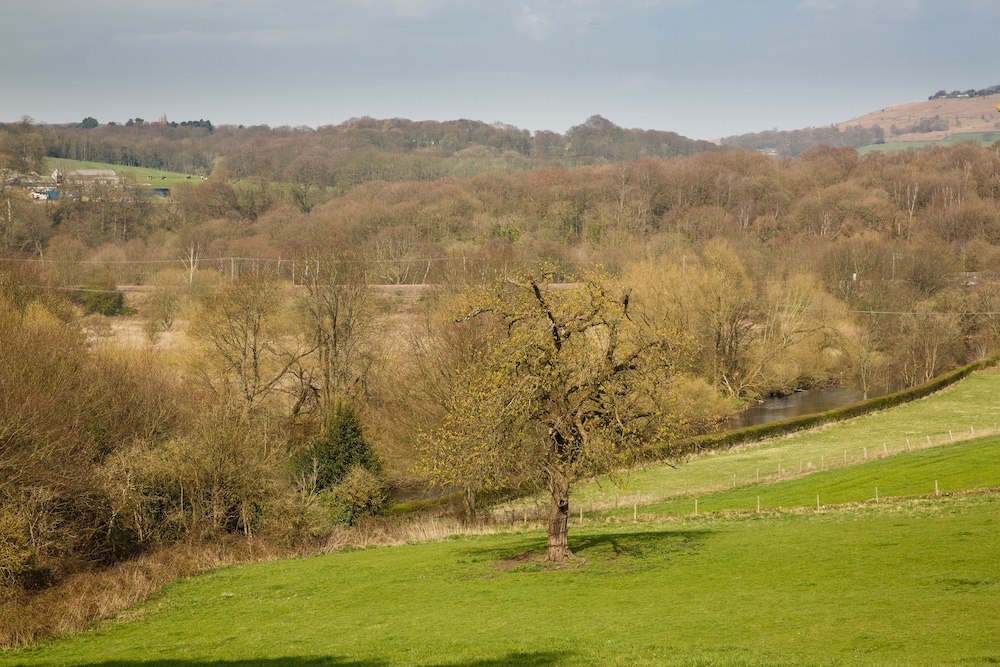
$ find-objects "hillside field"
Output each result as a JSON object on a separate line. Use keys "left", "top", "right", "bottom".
{"left": 834, "top": 93, "right": 1000, "bottom": 144}
{"left": 2, "top": 492, "right": 997, "bottom": 667}
{"left": 3, "top": 373, "right": 1000, "bottom": 666}
{"left": 48, "top": 158, "right": 197, "bottom": 188}
{"left": 567, "top": 367, "right": 1000, "bottom": 512}
{"left": 857, "top": 131, "right": 1000, "bottom": 154}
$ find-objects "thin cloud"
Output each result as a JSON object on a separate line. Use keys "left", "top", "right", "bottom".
{"left": 796, "top": 0, "right": 923, "bottom": 19}
{"left": 515, "top": 5, "right": 552, "bottom": 41}
{"left": 115, "top": 28, "right": 320, "bottom": 48}
{"left": 347, "top": 0, "right": 446, "bottom": 20}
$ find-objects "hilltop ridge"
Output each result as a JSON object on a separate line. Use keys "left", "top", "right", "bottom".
{"left": 721, "top": 89, "right": 1000, "bottom": 155}
{"left": 833, "top": 93, "right": 1000, "bottom": 143}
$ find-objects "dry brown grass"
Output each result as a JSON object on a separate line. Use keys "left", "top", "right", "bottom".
{"left": 0, "top": 508, "right": 545, "bottom": 652}
{"left": 322, "top": 512, "right": 544, "bottom": 552}
{"left": 833, "top": 93, "right": 1000, "bottom": 143}
{"left": 0, "top": 537, "right": 317, "bottom": 650}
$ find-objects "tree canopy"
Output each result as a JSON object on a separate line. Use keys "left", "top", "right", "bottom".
{"left": 418, "top": 267, "right": 686, "bottom": 561}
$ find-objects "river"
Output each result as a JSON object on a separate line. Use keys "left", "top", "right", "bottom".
{"left": 723, "top": 385, "right": 868, "bottom": 430}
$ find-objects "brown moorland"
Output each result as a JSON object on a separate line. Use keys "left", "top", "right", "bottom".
{"left": 833, "top": 92, "right": 1000, "bottom": 143}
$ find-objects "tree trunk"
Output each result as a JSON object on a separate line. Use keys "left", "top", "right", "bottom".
{"left": 546, "top": 470, "right": 572, "bottom": 562}
{"left": 462, "top": 486, "right": 477, "bottom": 524}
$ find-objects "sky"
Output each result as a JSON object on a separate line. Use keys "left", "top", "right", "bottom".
{"left": 2, "top": 0, "right": 998, "bottom": 140}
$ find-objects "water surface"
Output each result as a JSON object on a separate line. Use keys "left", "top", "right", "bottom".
{"left": 724, "top": 386, "right": 867, "bottom": 430}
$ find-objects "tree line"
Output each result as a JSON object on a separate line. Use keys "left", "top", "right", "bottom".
{"left": 1, "top": 115, "right": 721, "bottom": 186}
{"left": 721, "top": 124, "right": 887, "bottom": 155}
{"left": 929, "top": 84, "right": 1000, "bottom": 100}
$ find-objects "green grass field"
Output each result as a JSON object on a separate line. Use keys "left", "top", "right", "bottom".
{"left": 3, "top": 494, "right": 998, "bottom": 666}
{"left": 4, "top": 371, "right": 1000, "bottom": 666}
{"left": 569, "top": 368, "right": 1000, "bottom": 510}
{"left": 48, "top": 159, "right": 196, "bottom": 189}
{"left": 606, "top": 433, "right": 1000, "bottom": 516}
{"left": 857, "top": 132, "right": 999, "bottom": 154}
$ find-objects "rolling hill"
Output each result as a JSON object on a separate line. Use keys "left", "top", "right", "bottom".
{"left": 721, "top": 91, "right": 1000, "bottom": 155}
{"left": 833, "top": 93, "right": 1000, "bottom": 144}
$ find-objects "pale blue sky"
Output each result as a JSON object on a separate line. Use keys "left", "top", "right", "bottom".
{"left": 2, "top": 0, "right": 997, "bottom": 139}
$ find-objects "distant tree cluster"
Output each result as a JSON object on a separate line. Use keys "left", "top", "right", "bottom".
{"left": 721, "top": 124, "right": 885, "bottom": 156}
{"left": 929, "top": 84, "right": 1000, "bottom": 100}
{"left": 176, "top": 119, "right": 213, "bottom": 132}
{"left": 0, "top": 118, "right": 47, "bottom": 173}
{"left": 566, "top": 115, "right": 718, "bottom": 161}
{"left": 890, "top": 116, "right": 950, "bottom": 136}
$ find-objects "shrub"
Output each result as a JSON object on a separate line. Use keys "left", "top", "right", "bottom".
{"left": 143, "top": 268, "right": 188, "bottom": 342}
{"left": 300, "top": 404, "right": 381, "bottom": 492}
{"left": 0, "top": 513, "right": 35, "bottom": 586}
{"left": 81, "top": 273, "right": 125, "bottom": 316}
{"left": 333, "top": 466, "right": 390, "bottom": 525}
{"left": 104, "top": 407, "right": 278, "bottom": 543}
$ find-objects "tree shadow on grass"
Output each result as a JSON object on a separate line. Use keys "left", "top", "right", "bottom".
{"left": 569, "top": 529, "right": 713, "bottom": 559}
{"left": 463, "top": 528, "right": 713, "bottom": 563}
{"left": 61, "top": 653, "right": 569, "bottom": 667}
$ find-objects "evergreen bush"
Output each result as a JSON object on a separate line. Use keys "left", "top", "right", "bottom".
{"left": 81, "top": 273, "right": 125, "bottom": 316}
{"left": 302, "top": 404, "right": 382, "bottom": 492}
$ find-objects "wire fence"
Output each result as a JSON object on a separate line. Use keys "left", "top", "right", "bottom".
{"left": 0, "top": 254, "right": 594, "bottom": 290}
{"left": 486, "top": 420, "right": 1000, "bottom": 525}
{"left": 706, "top": 423, "right": 997, "bottom": 490}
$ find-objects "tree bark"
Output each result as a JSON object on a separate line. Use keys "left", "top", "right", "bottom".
{"left": 462, "top": 486, "right": 477, "bottom": 523}
{"left": 546, "top": 469, "right": 572, "bottom": 562}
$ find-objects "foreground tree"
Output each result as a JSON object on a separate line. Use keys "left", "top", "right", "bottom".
{"left": 418, "top": 267, "right": 685, "bottom": 562}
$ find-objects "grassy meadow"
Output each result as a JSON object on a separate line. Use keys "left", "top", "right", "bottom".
{"left": 609, "top": 433, "right": 1000, "bottom": 515}
{"left": 48, "top": 159, "right": 196, "bottom": 188}
{"left": 3, "top": 371, "right": 1000, "bottom": 666}
{"left": 569, "top": 367, "right": 1000, "bottom": 511}
{"left": 2, "top": 494, "right": 997, "bottom": 666}
{"left": 857, "top": 131, "right": 1000, "bottom": 154}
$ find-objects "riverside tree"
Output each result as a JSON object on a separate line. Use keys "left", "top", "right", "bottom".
{"left": 418, "top": 267, "right": 685, "bottom": 562}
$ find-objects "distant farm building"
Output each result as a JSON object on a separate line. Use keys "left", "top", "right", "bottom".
{"left": 64, "top": 169, "right": 121, "bottom": 186}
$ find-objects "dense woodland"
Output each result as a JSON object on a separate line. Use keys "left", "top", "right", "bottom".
{"left": 2, "top": 114, "right": 720, "bottom": 181}
{"left": 721, "top": 124, "right": 889, "bottom": 155}
{"left": 5, "top": 114, "right": 1000, "bottom": 639}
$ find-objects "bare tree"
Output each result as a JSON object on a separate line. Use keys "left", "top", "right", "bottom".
{"left": 296, "top": 251, "right": 378, "bottom": 420}
{"left": 181, "top": 241, "right": 202, "bottom": 286}
{"left": 189, "top": 270, "right": 307, "bottom": 413}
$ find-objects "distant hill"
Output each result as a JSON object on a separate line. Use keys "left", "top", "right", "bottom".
{"left": 833, "top": 93, "right": 1000, "bottom": 143}
{"left": 722, "top": 92, "right": 1000, "bottom": 156}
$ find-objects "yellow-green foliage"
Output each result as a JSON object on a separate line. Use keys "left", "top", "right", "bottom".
{"left": 627, "top": 241, "right": 843, "bottom": 399}
{"left": 417, "top": 266, "right": 689, "bottom": 558}
{"left": 333, "top": 466, "right": 390, "bottom": 525}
